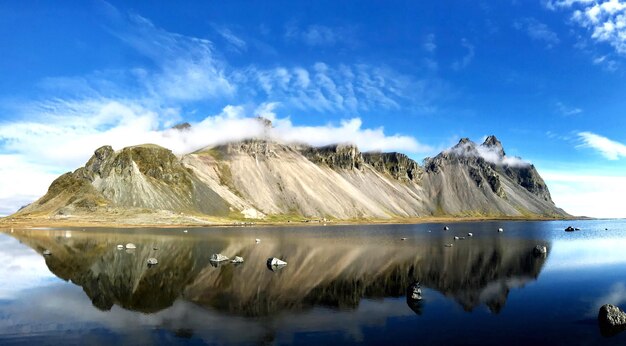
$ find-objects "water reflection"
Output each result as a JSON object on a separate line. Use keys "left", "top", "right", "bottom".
{"left": 5, "top": 227, "right": 549, "bottom": 317}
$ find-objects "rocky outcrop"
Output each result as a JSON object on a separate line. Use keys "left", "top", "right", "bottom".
{"left": 421, "top": 136, "right": 565, "bottom": 217}
{"left": 362, "top": 152, "right": 423, "bottom": 183}
{"left": 300, "top": 144, "right": 364, "bottom": 170}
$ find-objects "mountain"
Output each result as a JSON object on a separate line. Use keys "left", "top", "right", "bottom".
{"left": 5, "top": 130, "right": 568, "bottom": 224}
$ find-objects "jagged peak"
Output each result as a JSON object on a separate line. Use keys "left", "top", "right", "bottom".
{"left": 481, "top": 135, "right": 505, "bottom": 157}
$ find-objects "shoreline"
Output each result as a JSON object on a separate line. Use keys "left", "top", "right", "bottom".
{"left": 0, "top": 215, "right": 589, "bottom": 230}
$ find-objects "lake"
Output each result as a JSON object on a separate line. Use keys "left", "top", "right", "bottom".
{"left": 1, "top": 220, "right": 625, "bottom": 345}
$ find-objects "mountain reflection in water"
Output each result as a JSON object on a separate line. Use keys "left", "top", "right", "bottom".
{"left": 7, "top": 227, "right": 549, "bottom": 317}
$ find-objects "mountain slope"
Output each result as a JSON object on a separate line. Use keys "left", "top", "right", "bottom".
{"left": 7, "top": 135, "right": 569, "bottom": 223}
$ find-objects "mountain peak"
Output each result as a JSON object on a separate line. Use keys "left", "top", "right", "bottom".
{"left": 481, "top": 135, "right": 505, "bottom": 157}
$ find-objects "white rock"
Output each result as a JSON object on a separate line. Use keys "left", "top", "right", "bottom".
{"left": 125, "top": 243, "right": 136, "bottom": 249}
{"left": 231, "top": 256, "right": 244, "bottom": 263}
{"left": 267, "top": 257, "right": 287, "bottom": 266}
{"left": 210, "top": 253, "right": 229, "bottom": 262}
{"left": 147, "top": 258, "right": 158, "bottom": 266}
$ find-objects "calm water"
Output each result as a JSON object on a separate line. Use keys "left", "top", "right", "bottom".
{"left": 1, "top": 220, "right": 626, "bottom": 345}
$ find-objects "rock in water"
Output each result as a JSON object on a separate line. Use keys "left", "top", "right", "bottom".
{"left": 598, "top": 304, "right": 626, "bottom": 336}
{"left": 43, "top": 250, "right": 51, "bottom": 256}
{"left": 267, "top": 257, "right": 287, "bottom": 267}
{"left": 147, "top": 258, "right": 158, "bottom": 266}
{"left": 210, "top": 253, "right": 229, "bottom": 262}
{"left": 231, "top": 256, "right": 244, "bottom": 263}
{"left": 125, "top": 243, "right": 136, "bottom": 249}
{"left": 533, "top": 245, "right": 547, "bottom": 256}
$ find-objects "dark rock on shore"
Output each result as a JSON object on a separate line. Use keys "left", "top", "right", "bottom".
{"left": 598, "top": 304, "right": 626, "bottom": 336}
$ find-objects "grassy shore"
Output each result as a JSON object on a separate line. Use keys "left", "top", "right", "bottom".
{"left": 0, "top": 213, "right": 586, "bottom": 229}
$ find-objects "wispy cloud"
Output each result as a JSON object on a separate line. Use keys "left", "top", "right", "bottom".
{"left": 237, "top": 62, "right": 443, "bottom": 114}
{"left": 514, "top": 18, "right": 560, "bottom": 48}
{"left": 213, "top": 25, "right": 247, "bottom": 53}
{"left": 451, "top": 38, "right": 475, "bottom": 70}
{"left": 555, "top": 101, "right": 583, "bottom": 115}
{"left": 546, "top": 0, "right": 626, "bottom": 57}
{"left": 285, "top": 23, "right": 355, "bottom": 47}
{"left": 578, "top": 131, "right": 626, "bottom": 160}
{"left": 423, "top": 33, "right": 437, "bottom": 52}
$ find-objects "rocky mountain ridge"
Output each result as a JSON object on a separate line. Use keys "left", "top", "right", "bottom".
{"left": 7, "top": 133, "right": 569, "bottom": 223}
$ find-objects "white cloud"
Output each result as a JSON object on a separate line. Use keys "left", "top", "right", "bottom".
{"left": 555, "top": 101, "right": 583, "bottom": 115}
{"left": 447, "top": 140, "right": 530, "bottom": 167}
{"left": 451, "top": 38, "right": 475, "bottom": 70}
{"left": 578, "top": 131, "right": 626, "bottom": 160}
{"left": 543, "top": 171, "right": 626, "bottom": 217}
{"left": 548, "top": 0, "right": 626, "bottom": 56}
{"left": 514, "top": 18, "right": 560, "bottom": 48}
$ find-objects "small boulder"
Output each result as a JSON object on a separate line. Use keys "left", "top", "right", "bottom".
{"left": 147, "top": 258, "right": 158, "bottom": 266}
{"left": 210, "top": 253, "right": 229, "bottom": 262}
{"left": 267, "top": 257, "right": 287, "bottom": 267}
{"left": 231, "top": 256, "right": 244, "bottom": 263}
{"left": 533, "top": 245, "right": 547, "bottom": 256}
{"left": 598, "top": 304, "right": 626, "bottom": 336}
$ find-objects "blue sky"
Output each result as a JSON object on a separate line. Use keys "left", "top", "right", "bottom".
{"left": 1, "top": 0, "right": 626, "bottom": 217}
